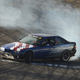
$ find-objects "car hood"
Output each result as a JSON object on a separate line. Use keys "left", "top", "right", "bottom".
{"left": 1, "top": 42, "right": 36, "bottom": 51}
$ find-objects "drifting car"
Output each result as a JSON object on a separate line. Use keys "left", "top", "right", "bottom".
{"left": 0, "top": 33, "right": 76, "bottom": 63}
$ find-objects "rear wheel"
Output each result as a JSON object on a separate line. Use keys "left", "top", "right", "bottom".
{"left": 60, "top": 51, "right": 70, "bottom": 62}
{"left": 25, "top": 51, "right": 33, "bottom": 63}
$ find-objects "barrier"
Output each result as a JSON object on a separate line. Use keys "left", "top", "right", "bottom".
{"left": 63, "top": 0, "right": 80, "bottom": 7}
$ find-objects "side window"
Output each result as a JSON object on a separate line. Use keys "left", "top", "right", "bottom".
{"left": 55, "top": 37, "right": 67, "bottom": 45}
{"left": 50, "top": 38, "right": 55, "bottom": 46}
{"left": 41, "top": 38, "right": 55, "bottom": 47}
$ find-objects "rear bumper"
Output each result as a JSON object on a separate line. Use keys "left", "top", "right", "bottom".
{"left": 70, "top": 50, "right": 76, "bottom": 56}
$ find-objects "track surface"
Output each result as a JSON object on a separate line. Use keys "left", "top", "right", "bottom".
{"left": 0, "top": 56, "right": 80, "bottom": 80}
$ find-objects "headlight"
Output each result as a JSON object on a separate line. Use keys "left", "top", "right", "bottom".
{"left": 0, "top": 47, "right": 5, "bottom": 51}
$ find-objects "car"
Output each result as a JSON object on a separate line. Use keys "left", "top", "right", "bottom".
{"left": 0, "top": 33, "right": 76, "bottom": 63}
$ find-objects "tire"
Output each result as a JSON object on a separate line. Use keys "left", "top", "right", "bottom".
{"left": 2, "top": 57, "right": 7, "bottom": 59}
{"left": 25, "top": 51, "right": 32, "bottom": 63}
{"left": 60, "top": 51, "right": 70, "bottom": 62}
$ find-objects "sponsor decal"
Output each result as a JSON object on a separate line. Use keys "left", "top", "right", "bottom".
{"left": 39, "top": 37, "right": 42, "bottom": 39}
{"left": 71, "top": 44, "right": 73, "bottom": 46}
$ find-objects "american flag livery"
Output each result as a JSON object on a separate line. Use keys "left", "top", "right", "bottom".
{"left": 10, "top": 42, "right": 36, "bottom": 51}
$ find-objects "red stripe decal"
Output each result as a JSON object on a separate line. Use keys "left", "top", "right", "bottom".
{"left": 21, "top": 44, "right": 29, "bottom": 50}
{"left": 14, "top": 42, "right": 22, "bottom": 51}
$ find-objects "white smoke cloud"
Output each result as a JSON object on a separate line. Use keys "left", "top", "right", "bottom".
{"left": 0, "top": 7, "right": 21, "bottom": 27}
{"left": 0, "top": 0, "right": 22, "bottom": 27}
{"left": 45, "top": 4, "right": 80, "bottom": 60}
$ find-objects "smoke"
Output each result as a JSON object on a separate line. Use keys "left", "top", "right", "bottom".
{"left": 0, "top": 0, "right": 80, "bottom": 60}
{"left": 45, "top": 4, "right": 80, "bottom": 60}
{"left": 0, "top": 0, "right": 21, "bottom": 27}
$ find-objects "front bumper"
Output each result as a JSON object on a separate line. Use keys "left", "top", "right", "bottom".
{"left": 0, "top": 51, "right": 19, "bottom": 59}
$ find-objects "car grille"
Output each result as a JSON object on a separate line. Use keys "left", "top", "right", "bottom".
{"left": 5, "top": 49, "right": 12, "bottom": 53}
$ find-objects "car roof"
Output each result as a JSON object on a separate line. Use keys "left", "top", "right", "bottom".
{"left": 30, "top": 33, "right": 60, "bottom": 38}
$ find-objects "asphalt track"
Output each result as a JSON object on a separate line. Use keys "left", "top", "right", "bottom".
{"left": 0, "top": 28, "right": 80, "bottom": 80}
{"left": 0, "top": 57, "right": 80, "bottom": 80}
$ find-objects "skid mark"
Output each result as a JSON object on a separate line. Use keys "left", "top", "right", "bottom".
{"left": 0, "top": 59, "right": 80, "bottom": 69}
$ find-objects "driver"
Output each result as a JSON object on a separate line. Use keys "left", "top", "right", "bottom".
{"left": 42, "top": 39, "right": 50, "bottom": 46}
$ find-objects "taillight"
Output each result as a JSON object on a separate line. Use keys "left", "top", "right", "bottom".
{"left": 75, "top": 46, "right": 76, "bottom": 49}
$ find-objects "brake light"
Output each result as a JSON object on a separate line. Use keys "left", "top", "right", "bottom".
{"left": 75, "top": 46, "right": 76, "bottom": 49}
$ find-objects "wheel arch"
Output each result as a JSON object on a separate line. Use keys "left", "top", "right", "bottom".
{"left": 24, "top": 50, "right": 34, "bottom": 59}
{"left": 60, "top": 49, "right": 71, "bottom": 62}
{"left": 61, "top": 49, "right": 71, "bottom": 57}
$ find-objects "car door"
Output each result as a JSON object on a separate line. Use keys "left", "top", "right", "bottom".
{"left": 52, "top": 37, "right": 69, "bottom": 57}
{"left": 34, "top": 38, "right": 56, "bottom": 59}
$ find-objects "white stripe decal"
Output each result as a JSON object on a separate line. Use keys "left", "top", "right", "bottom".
{"left": 10, "top": 42, "right": 19, "bottom": 50}
{"left": 10, "top": 42, "right": 34, "bottom": 51}
{"left": 17, "top": 44, "right": 34, "bottom": 51}
{"left": 29, "top": 45, "right": 33, "bottom": 48}
{"left": 17, "top": 43, "right": 26, "bottom": 51}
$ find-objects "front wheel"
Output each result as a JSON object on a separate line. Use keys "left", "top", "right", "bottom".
{"left": 25, "top": 51, "right": 32, "bottom": 63}
{"left": 60, "top": 51, "right": 70, "bottom": 62}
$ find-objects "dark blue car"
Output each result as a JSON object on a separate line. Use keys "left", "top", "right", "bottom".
{"left": 0, "top": 33, "right": 76, "bottom": 63}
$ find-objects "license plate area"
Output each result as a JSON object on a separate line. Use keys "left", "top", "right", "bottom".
{"left": 2, "top": 52, "right": 14, "bottom": 59}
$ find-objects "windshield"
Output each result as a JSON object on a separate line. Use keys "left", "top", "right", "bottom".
{"left": 20, "top": 36, "right": 43, "bottom": 46}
